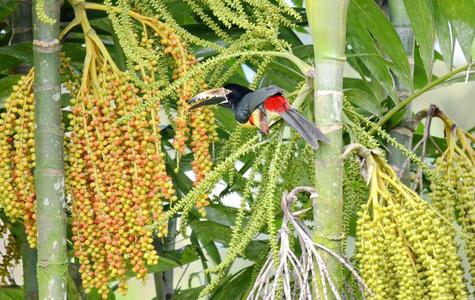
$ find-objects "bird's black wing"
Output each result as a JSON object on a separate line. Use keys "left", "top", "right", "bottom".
{"left": 234, "top": 85, "right": 283, "bottom": 123}
{"left": 280, "top": 108, "right": 330, "bottom": 149}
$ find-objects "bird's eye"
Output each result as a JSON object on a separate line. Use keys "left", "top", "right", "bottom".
{"left": 224, "top": 89, "right": 231, "bottom": 94}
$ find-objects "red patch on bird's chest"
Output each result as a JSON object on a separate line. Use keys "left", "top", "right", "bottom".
{"left": 263, "top": 95, "right": 290, "bottom": 114}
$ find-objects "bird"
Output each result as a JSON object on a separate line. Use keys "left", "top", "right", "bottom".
{"left": 188, "top": 83, "right": 329, "bottom": 149}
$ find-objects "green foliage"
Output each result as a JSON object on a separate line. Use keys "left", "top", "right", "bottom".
{"left": 402, "top": 0, "right": 435, "bottom": 78}
{"left": 0, "top": 0, "right": 16, "bottom": 22}
{"left": 0, "top": 43, "right": 33, "bottom": 64}
{"left": 348, "top": 0, "right": 412, "bottom": 100}
{"left": 0, "top": 287, "right": 23, "bottom": 300}
{"left": 1, "top": 0, "right": 474, "bottom": 298}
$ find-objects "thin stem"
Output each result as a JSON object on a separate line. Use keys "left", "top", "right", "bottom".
{"left": 375, "top": 64, "right": 469, "bottom": 130}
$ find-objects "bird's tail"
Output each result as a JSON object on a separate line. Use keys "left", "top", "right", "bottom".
{"left": 280, "top": 108, "right": 330, "bottom": 149}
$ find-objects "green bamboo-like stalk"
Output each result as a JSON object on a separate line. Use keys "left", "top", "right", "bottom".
{"left": 305, "top": 0, "right": 349, "bottom": 292}
{"left": 387, "top": 0, "right": 415, "bottom": 184}
{"left": 32, "top": 1, "right": 67, "bottom": 299}
{"left": 9, "top": 1, "right": 39, "bottom": 299}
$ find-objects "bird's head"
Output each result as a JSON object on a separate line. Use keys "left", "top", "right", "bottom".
{"left": 188, "top": 83, "right": 252, "bottom": 109}
{"left": 222, "top": 83, "right": 252, "bottom": 107}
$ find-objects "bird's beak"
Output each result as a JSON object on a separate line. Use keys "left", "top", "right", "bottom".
{"left": 188, "top": 87, "right": 231, "bottom": 109}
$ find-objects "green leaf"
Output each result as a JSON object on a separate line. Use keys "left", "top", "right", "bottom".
{"left": 0, "top": 0, "right": 16, "bottom": 22}
{"left": 259, "top": 59, "right": 303, "bottom": 92}
{"left": 432, "top": 0, "right": 454, "bottom": 71}
{"left": 0, "top": 43, "right": 33, "bottom": 64}
{"left": 292, "top": 44, "right": 315, "bottom": 63}
{"left": 204, "top": 204, "right": 237, "bottom": 226}
{"left": 403, "top": 0, "right": 435, "bottom": 78}
{"left": 412, "top": 132, "right": 446, "bottom": 157}
{"left": 190, "top": 220, "right": 231, "bottom": 244}
{"left": 244, "top": 240, "right": 268, "bottom": 260}
{"left": 385, "top": 106, "right": 408, "bottom": 129}
{"left": 172, "top": 287, "right": 204, "bottom": 300}
{"left": 436, "top": 0, "right": 475, "bottom": 62}
{"left": 89, "top": 17, "right": 113, "bottom": 33}
{"left": 344, "top": 88, "right": 382, "bottom": 117}
{"left": 0, "top": 74, "right": 21, "bottom": 108}
{"left": 214, "top": 106, "right": 237, "bottom": 133}
{"left": 347, "top": 17, "right": 398, "bottom": 101}
{"left": 164, "top": 1, "right": 196, "bottom": 25}
{"left": 461, "top": 30, "right": 475, "bottom": 59}
{"left": 0, "top": 54, "right": 21, "bottom": 73}
{"left": 146, "top": 257, "right": 182, "bottom": 273}
{"left": 146, "top": 256, "right": 193, "bottom": 274}
{"left": 161, "top": 245, "right": 200, "bottom": 266}
{"left": 349, "top": 0, "right": 412, "bottom": 92}
{"left": 60, "top": 93, "right": 73, "bottom": 107}
{"left": 141, "top": 245, "right": 199, "bottom": 275}
{"left": 62, "top": 42, "right": 86, "bottom": 65}
{"left": 190, "top": 220, "right": 227, "bottom": 264}
{"left": 278, "top": 27, "right": 303, "bottom": 47}
{"left": 212, "top": 266, "right": 254, "bottom": 300}
{"left": 0, "top": 287, "right": 24, "bottom": 300}
{"left": 413, "top": 44, "right": 429, "bottom": 89}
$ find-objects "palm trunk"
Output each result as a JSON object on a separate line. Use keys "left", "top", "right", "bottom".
{"left": 9, "top": 1, "right": 38, "bottom": 299}
{"left": 305, "top": 0, "right": 349, "bottom": 292}
{"left": 32, "top": 1, "right": 67, "bottom": 299}
{"left": 20, "top": 234, "right": 38, "bottom": 300}
{"left": 387, "top": 0, "right": 415, "bottom": 183}
{"left": 153, "top": 218, "right": 177, "bottom": 300}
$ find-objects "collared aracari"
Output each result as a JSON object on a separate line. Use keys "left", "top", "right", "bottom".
{"left": 188, "top": 83, "right": 329, "bottom": 149}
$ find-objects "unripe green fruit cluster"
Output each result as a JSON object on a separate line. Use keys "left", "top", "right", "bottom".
{"left": 355, "top": 156, "right": 467, "bottom": 299}
{"left": 432, "top": 139, "right": 475, "bottom": 280}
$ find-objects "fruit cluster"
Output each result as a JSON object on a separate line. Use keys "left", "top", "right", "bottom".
{"left": 430, "top": 113, "right": 475, "bottom": 280}
{"left": 0, "top": 5, "right": 220, "bottom": 297}
{"left": 133, "top": 19, "right": 218, "bottom": 213}
{"left": 157, "top": 23, "right": 218, "bottom": 213}
{"left": 67, "top": 46, "right": 179, "bottom": 295}
{"left": 355, "top": 153, "right": 467, "bottom": 300}
{"left": 0, "top": 54, "right": 80, "bottom": 248}
{"left": 0, "top": 70, "right": 37, "bottom": 247}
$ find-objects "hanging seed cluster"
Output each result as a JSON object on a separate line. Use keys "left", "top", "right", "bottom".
{"left": 107, "top": 7, "right": 218, "bottom": 213}
{"left": 343, "top": 154, "right": 367, "bottom": 247}
{"left": 0, "top": 70, "right": 36, "bottom": 246}
{"left": 0, "top": 55, "right": 77, "bottom": 248}
{"left": 355, "top": 154, "right": 467, "bottom": 300}
{"left": 431, "top": 122, "right": 475, "bottom": 279}
{"left": 0, "top": 54, "right": 79, "bottom": 247}
{"left": 160, "top": 24, "right": 218, "bottom": 214}
{"left": 67, "top": 46, "right": 180, "bottom": 296}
